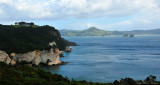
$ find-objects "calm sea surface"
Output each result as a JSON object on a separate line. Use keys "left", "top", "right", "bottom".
{"left": 42, "top": 36, "right": 160, "bottom": 83}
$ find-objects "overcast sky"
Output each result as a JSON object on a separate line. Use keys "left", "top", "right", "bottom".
{"left": 0, "top": 0, "right": 160, "bottom": 31}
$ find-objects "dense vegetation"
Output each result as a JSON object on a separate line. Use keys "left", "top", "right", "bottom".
{"left": 0, "top": 62, "right": 111, "bottom": 85}
{"left": 0, "top": 24, "right": 75, "bottom": 54}
{"left": 0, "top": 62, "right": 159, "bottom": 85}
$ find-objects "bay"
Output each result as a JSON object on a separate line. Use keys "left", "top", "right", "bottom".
{"left": 42, "top": 35, "right": 160, "bottom": 83}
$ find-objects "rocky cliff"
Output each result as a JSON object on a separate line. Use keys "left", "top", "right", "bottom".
{"left": 0, "top": 48, "right": 61, "bottom": 66}
{"left": 0, "top": 51, "right": 16, "bottom": 65}
{"left": 0, "top": 23, "right": 77, "bottom": 66}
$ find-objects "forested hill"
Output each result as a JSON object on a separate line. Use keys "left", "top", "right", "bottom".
{"left": 60, "top": 27, "right": 160, "bottom": 36}
{"left": 0, "top": 24, "right": 75, "bottom": 54}
{"left": 60, "top": 27, "right": 112, "bottom": 36}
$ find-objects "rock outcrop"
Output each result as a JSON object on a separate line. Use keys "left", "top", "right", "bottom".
{"left": 0, "top": 51, "right": 16, "bottom": 65}
{"left": 0, "top": 48, "right": 62, "bottom": 66}
{"left": 65, "top": 46, "right": 72, "bottom": 52}
{"left": 0, "top": 23, "right": 78, "bottom": 66}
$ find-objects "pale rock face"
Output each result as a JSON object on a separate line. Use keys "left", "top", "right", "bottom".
{"left": 0, "top": 51, "right": 16, "bottom": 65}
{"left": 11, "top": 60, "right": 16, "bottom": 65}
{"left": 47, "top": 48, "right": 61, "bottom": 65}
{"left": 11, "top": 51, "right": 35, "bottom": 64}
{"left": 65, "top": 46, "right": 72, "bottom": 52}
{"left": 0, "top": 48, "right": 61, "bottom": 66}
{"left": 49, "top": 41, "right": 56, "bottom": 47}
{"left": 11, "top": 48, "right": 61, "bottom": 65}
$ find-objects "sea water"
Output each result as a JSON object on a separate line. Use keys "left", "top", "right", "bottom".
{"left": 42, "top": 35, "right": 160, "bottom": 83}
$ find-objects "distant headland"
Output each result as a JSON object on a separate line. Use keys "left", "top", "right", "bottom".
{"left": 60, "top": 27, "right": 160, "bottom": 36}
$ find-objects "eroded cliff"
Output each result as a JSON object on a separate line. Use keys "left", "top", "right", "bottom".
{"left": 0, "top": 51, "right": 16, "bottom": 65}
{"left": 0, "top": 48, "right": 61, "bottom": 65}
{"left": 0, "top": 23, "right": 77, "bottom": 66}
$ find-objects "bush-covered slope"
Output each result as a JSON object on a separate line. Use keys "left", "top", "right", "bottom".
{"left": 0, "top": 24, "right": 72, "bottom": 54}
{"left": 0, "top": 62, "right": 111, "bottom": 85}
{"left": 0, "top": 62, "right": 159, "bottom": 85}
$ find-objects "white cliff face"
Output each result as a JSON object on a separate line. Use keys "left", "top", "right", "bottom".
{"left": 0, "top": 51, "right": 16, "bottom": 65}
{"left": 65, "top": 46, "right": 72, "bottom": 52}
{"left": 49, "top": 41, "right": 56, "bottom": 47}
{"left": 0, "top": 48, "right": 61, "bottom": 66}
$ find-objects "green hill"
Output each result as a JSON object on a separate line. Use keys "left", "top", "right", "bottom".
{"left": 60, "top": 27, "right": 160, "bottom": 36}
{"left": 60, "top": 27, "right": 112, "bottom": 36}
{"left": 79, "top": 27, "right": 112, "bottom": 36}
{"left": 0, "top": 24, "right": 76, "bottom": 54}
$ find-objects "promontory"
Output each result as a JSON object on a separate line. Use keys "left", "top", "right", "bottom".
{"left": 0, "top": 22, "right": 77, "bottom": 66}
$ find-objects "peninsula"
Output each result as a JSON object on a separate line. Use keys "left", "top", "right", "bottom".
{"left": 0, "top": 22, "right": 77, "bottom": 66}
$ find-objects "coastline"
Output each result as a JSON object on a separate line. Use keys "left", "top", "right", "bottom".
{"left": 48, "top": 36, "right": 160, "bottom": 83}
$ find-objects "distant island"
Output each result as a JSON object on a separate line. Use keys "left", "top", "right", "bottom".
{"left": 60, "top": 27, "right": 160, "bottom": 36}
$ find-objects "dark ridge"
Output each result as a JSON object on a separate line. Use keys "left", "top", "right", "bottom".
{"left": 0, "top": 24, "right": 76, "bottom": 54}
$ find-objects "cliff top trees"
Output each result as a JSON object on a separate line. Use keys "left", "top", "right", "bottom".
{"left": 15, "top": 21, "right": 34, "bottom": 26}
{"left": 0, "top": 24, "right": 67, "bottom": 54}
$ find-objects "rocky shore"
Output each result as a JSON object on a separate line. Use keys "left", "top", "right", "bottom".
{"left": 0, "top": 48, "right": 61, "bottom": 66}
{"left": 0, "top": 46, "right": 76, "bottom": 66}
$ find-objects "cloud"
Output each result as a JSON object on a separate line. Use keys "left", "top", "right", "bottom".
{"left": 0, "top": 0, "right": 160, "bottom": 30}
{"left": 84, "top": 12, "right": 160, "bottom": 31}
{"left": 0, "top": 0, "right": 54, "bottom": 20}
{"left": 0, "top": 0, "right": 160, "bottom": 20}
{"left": 85, "top": 20, "right": 132, "bottom": 31}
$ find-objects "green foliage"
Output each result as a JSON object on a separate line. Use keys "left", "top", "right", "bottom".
{"left": 0, "top": 62, "right": 7, "bottom": 66}
{"left": 144, "top": 75, "right": 157, "bottom": 84}
{"left": 112, "top": 78, "right": 137, "bottom": 85}
{"left": 0, "top": 62, "right": 111, "bottom": 85}
{"left": 0, "top": 25, "right": 68, "bottom": 54}
{"left": 119, "top": 78, "right": 137, "bottom": 85}
{"left": 0, "top": 62, "right": 160, "bottom": 85}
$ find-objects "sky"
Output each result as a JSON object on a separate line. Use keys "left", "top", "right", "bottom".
{"left": 0, "top": 0, "right": 160, "bottom": 31}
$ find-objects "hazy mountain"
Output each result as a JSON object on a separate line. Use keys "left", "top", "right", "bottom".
{"left": 60, "top": 27, "right": 160, "bottom": 36}
{"left": 60, "top": 27, "right": 112, "bottom": 36}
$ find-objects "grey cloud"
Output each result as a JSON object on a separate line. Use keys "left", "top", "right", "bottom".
{"left": 0, "top": 0, "right": 160, "bottom": 20}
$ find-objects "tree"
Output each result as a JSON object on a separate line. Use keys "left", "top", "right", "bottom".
{"left": 144, "top": 75, "right": 156, "bottom": 84}
{"left": 113, "top": 80, "right": 119, "bottom": 85}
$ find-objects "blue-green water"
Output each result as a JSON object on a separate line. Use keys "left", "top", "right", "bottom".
{"left": 43, "top": 36, "right": 160, "bottom": 83}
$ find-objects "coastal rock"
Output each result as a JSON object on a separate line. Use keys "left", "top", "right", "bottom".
{"left": 11, "top": 60, "right": 16, "bottom": 65}
{"left": 65, "top": 46, "right": 72, "bottom": 52}
{"left": 10, "top": 48, "right": 61, "bottom": 66}
{"left": 59, "top": 51, "right": 64, "bottom": 57}
{"left": 0, "top": 51, "right": 16, "bottom": 65}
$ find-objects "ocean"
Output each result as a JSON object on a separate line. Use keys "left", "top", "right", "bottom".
{"left": 42, "top": 35, "right": 160, "bottom": 83}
